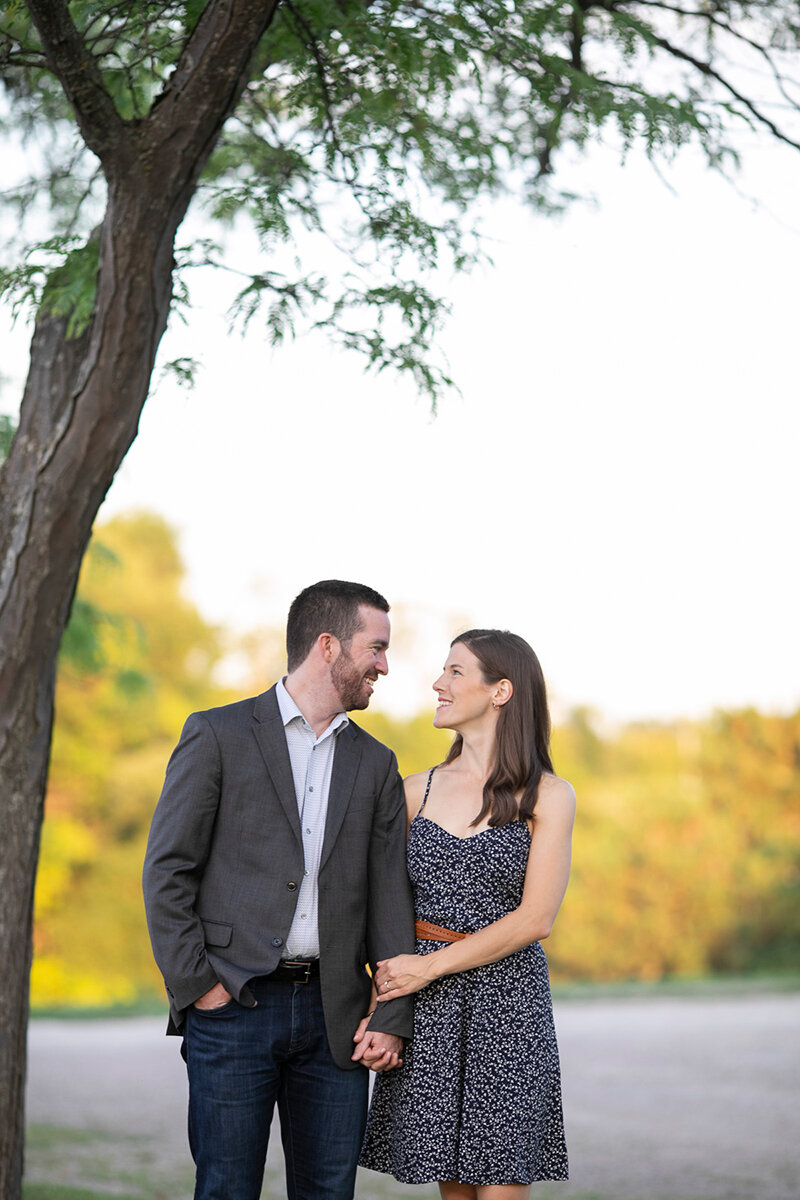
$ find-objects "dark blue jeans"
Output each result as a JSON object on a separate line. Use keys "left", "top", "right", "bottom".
{"left": 184, "top": 975, "right": 368, "bottom": 1200}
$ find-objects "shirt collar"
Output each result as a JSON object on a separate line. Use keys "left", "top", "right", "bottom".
{"left": 276, "top": 677, "right": 349, "bottom": 741}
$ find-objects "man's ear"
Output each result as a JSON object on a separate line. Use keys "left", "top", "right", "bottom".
{"left": 317, "top": 632, "right": 340, "bottom": 664}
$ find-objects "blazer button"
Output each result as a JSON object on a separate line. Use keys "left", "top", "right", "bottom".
{"left": 287, "top": 881, "right": 297, "bottom": 891}
{"left": 272, "top": 937, "right": 283, "bottom": 947}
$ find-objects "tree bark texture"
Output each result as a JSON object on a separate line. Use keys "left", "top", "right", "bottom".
{"left": 0, "top": 3, "right": 281, "bottom": 1194}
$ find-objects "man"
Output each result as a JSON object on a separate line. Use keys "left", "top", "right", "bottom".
{"left": 142, "top": 580, "right": 415, "bottom": 1200}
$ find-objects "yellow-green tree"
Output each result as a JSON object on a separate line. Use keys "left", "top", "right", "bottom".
{"left": 548, "top": 709, "right": 800, "bottom": 983}
{"left": 33, "top": 512, "right": 233, "bottom": 1007}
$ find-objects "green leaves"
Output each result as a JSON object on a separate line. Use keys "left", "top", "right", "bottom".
{"left": 40, "top": 237, "right": 100, "bottom": 337}
{"left": 228, "top": 269, "right": 327, "bottom": 341}
{"left": 0, "top": 413, "right": 16, "bottom": 464}
{"left": 314, "top": 277, "right": 456, "bottom": 406}
{"left": 0, "top": 235, "right": 99, "bottom": 338}
{"left": 2, "top": 0, "right": 799, "bottom": 401}
{"left": 158, "top": 357, "right": 201, "bottom": 390}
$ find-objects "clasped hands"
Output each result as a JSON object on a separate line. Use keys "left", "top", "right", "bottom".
{"left": 350, "top": 953, "right": 434, "bottom": 1072}
{"left": 351, "top": 1018, "right": 404, "bottom": 1072}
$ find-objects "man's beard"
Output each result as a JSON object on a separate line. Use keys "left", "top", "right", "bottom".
{"left": 331, "top": 648, "right": 374, "bottom": 711}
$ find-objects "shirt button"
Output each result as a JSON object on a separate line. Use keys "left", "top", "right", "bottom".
{"left": 305, "top": 828, "right": 312, "bottom": 835}
{"left": 300, "top": 913, "right": 307, "bottom": 920}
{"left": 272, "top": 937, "right": 283, "bottom": 947}
{"left": 287, "top": 882, "right": 297, "bottom": 891}
{"left": 308, "top": 786, "right": 314, "bottom": 792}
{"left": 304, "top": 870, "right": 309, "bottom": 876}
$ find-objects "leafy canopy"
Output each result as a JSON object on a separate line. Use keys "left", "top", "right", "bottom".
{"left": 2, "top": 0, "right": 799, "bottom": 401}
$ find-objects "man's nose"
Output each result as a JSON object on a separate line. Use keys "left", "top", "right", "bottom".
{"left": 377, "top": 651, "right": 388, "bottom": 675}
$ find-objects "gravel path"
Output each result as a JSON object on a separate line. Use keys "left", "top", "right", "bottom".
{"left": 26, "top": 991, "right": 800, "bottom": 1199}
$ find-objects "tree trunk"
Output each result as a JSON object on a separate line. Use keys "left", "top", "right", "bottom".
{"left": 0, "top": 186, "right": 180, "bottom": 1200}
{"left": 0, "top": 3, "right": 280, "bottom": 1192}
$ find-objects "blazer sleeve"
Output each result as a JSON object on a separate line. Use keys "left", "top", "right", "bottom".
{"left": 142, "top": 712, "right": 223, "bottom": 1011}
{"left": 364, "top": 751, "right": 416, "bottom": 1040}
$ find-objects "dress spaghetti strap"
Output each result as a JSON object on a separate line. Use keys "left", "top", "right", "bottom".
{"left": 416, "top": 766, "right": 436, "bottom": 818}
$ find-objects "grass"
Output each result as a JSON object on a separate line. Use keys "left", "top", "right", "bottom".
{"left": 23, "top": 1123, "right": 289, "bottom": 1200}
{"left": 551, "top": 970, "right": 800, "bottom": 1002}
{"left": 23, "top": 1187, "right": 142, "bottom": 1200}
{"left": 26, "top": 1127, "right": 102, "bottom": 1149}
{"left": 28, "top": 997, "right": 167, "bottom": 1021}
{"left": 23, "top": 1124, "right": 194, "bottom": 1200}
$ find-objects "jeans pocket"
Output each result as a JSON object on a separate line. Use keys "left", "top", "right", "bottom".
{"left": 192, "top": 998, "right": 238, "bottom": 1016}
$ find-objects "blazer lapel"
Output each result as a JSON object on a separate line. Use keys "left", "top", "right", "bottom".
{"left": 251, "top": 687, "right": 303, "bottom": 849}
{"left": 321, "top": 724, "right": 362, "bottom": 870}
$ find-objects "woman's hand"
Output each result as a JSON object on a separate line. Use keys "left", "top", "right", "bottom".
{"left": 375, "top": 954, "right": 436, "bottom": 1000}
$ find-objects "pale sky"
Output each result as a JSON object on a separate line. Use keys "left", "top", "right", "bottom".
{"left": 3, "top": 134, "right": 799, "bottom": 724}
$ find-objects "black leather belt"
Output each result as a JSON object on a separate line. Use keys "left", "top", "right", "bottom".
{"left": 268, "top": 959, "right": 319, "bottom": 983}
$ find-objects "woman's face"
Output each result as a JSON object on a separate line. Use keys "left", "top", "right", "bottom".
{"left": 432, "top": 642, "right": 495, "bottom": 730}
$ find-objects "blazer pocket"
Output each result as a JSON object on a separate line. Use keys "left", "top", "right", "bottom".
{"left": 201, "top": 919, "right": 233, "bottom": 948}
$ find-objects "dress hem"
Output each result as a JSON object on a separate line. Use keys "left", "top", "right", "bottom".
{"left": 359, "top": 1166, "right": 570, "bottom": 1186}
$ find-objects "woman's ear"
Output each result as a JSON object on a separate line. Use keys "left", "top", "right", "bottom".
{"left": 492, "top": 679, "right": 513, "bottom": 709}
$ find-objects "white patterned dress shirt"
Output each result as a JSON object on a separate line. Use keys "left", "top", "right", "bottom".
{"left": 275, "top": 677, "right": 349, "bottom": 959}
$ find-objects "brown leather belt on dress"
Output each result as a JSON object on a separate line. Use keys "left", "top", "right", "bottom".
{"left": 415, "top": 919, "right": 468, "bottom": 944}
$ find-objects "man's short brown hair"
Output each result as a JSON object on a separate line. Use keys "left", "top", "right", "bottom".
{"left": 286, "top": 580, "right": 390, "bottom": 671}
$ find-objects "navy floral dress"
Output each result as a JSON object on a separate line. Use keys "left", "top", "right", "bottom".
{"left": 360, "top": 770, "right": 568, "bottom": 1186}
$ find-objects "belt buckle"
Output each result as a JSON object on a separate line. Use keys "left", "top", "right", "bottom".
{"left": 285, "top": 959, "right": 312, "bottom": 982}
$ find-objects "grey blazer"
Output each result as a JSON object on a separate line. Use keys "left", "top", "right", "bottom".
{"left": 142, "top": 685, "right": 415, "bottom": 1068}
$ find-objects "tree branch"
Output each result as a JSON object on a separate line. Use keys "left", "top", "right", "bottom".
{"left": 137, "top": 0, "right": 283, "bottom": 205}
{"left": 630, "top": 0, "right": 800, "bottom": 114}
{"left": 0, "top": 48, "right": 48, "bottom": 69}
{"left": 23, "top": 0, "right": 126, "bottom": 165}
{"left": 534, "top": 4, "right": 587, "bottom": 176}
{"left": 646, "top": 26, "right": 800, "bottom": 152}
{"left": 281, "top": 0, "right": 343, "bottom": 154}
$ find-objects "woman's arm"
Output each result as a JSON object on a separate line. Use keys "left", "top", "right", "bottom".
{"left": 375, "top": 775, "right": 576, "bottom": 1000}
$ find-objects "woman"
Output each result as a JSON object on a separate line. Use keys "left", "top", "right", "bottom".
{"left": 357, "top": 629, "right": 575, "bottom": 1199}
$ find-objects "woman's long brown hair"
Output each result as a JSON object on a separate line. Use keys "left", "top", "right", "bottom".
{"left": 444, "top": 629, "right": 554, "bottom": 827}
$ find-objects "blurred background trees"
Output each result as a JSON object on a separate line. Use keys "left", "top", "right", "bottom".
{"left": 33, "top": 511, "right": 800, "bottom": 1009}
{"left": 33, "top": 512, "right": 234, "bottom": 1007}
{"left": 549, "top": 708, "right": 800, "bottom": 983}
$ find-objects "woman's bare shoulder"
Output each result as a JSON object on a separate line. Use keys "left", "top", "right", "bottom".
{"left": 537, "top": 772, "right": 577, "bottom": 815}
{"left": 403, "top": 768, "right": 434, "bottom": 803}
{"left": 402, "top": 768, "right": 436, "bottom": 821}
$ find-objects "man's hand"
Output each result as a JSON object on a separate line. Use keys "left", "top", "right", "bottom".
{"left": 352, "top": 1016, "right": 403, "bottom": 1072}
{"left": 193, "top": 981, "right": 233, "bottom": 1010}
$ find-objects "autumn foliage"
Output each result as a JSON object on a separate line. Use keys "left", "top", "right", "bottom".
{"left": 33, "top": 515, "right": 800, "bottom": 1007}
